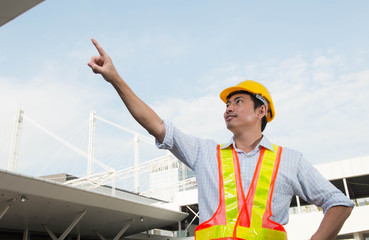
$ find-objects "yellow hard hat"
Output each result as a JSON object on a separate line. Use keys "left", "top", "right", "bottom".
{"left": 220, "top": 80, "right": 275, "bottom": 122}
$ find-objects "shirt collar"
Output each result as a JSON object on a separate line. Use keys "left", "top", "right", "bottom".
{"left": 221, "top": 135, "right": 274, "bottom": 153}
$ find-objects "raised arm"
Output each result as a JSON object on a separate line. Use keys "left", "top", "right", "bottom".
{"left": 87, "top": 38, "right": 165, "bottom": 142}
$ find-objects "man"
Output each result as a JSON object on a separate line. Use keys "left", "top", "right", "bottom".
{"left": 88, "top": 38, "right": 354, "bottom": 239}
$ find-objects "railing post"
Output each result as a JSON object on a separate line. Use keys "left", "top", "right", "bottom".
{"left": 88, "top": 110, "right": 96, "bottom": 175}
{"left": 296, "top": 196, "right": 301, "bottom": 214}
{"left": 343, "top": 178, "right": 350, "bottom": 199}
{"left": 8, "top": 109, "right": 24, "bottom": 172}
{"left": 134, "top": 134, "right": 140, "bottom": 193}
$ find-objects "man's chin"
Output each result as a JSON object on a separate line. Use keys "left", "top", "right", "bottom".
{"left": 225, "top": 123, "right": 234, "bottom": 131}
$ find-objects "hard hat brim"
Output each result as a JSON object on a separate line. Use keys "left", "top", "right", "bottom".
{"left": 219, "top": 86, "right": 252, "bottom": 104}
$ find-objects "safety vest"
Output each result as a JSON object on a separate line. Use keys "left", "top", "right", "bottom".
{"left": 195, "top": 144, "right": 287, "bottom": 240}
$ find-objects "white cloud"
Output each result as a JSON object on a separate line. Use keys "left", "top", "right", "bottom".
{"left": 277, "top": 56, "right": 310, "bottom": 83}
{"left": 265, "top": 58, "right": 369, "bottom": 163}
{"left": 312, "top": 55, "right": 345, "bottom": 68}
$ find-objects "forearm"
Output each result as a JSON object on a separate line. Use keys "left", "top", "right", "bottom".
{"left": 88, "top": 38, "right": 165, "bottom": 142}
{"left": 110, "top": 75, "right": 165, "bottom": 142}
{"left": 311, "top": 206, "right": 352, "bottom": 240}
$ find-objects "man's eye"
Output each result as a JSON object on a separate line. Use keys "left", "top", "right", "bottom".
{"left": 237, "top": 100, "right": 242, "bottom": 103}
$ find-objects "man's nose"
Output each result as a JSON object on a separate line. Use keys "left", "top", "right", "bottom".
{"left": 226, "top": 103, "right": 234, "bottom": 112}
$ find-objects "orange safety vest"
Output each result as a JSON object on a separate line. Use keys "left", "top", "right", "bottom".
{"left": 195, "top": 144, "right": 287, "bottom": 240}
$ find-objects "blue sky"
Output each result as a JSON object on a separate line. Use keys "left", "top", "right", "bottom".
{"left": 1, "top": 1, "right": 369, "bottom": 180}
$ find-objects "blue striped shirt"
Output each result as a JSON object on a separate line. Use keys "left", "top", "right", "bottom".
{"left": 156, "top": 120, "right": 354, "bottom": 224}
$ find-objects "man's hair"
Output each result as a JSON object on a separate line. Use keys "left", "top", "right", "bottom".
{"left": 227, "top": 90, "right": 268, "bottom": 132}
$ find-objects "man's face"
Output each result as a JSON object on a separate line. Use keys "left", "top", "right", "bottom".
{"left": 224, "top": 93, "right": 262, "bottom": 132}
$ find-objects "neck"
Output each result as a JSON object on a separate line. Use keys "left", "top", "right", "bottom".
{"left": 232, "top": 130, "right": 263, "bottom": 154}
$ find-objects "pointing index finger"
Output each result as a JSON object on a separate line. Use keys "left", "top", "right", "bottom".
{"left": 91, "top": 38, "right": 106, "bottom": 56}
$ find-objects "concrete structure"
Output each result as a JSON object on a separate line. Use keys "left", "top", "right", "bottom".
{"left": 0, "top": 169, "right": 187, "bottom": 239}
{"left": 0, "top": 0, "right": 44, "bottom": 27}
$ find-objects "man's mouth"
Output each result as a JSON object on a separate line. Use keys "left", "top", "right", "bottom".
{"left": 225, "top": 114, "right": 237, "bottom": 121}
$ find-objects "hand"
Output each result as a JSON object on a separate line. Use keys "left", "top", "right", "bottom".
{"left": 88, "top": 38, "right": 119, "bottom": 83}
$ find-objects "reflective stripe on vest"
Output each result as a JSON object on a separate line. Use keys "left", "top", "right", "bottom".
{"left": 195, "top": 144, "right": 287, "bottom": 240}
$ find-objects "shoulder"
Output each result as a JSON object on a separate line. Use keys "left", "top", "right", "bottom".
{"left": 159, "top": 120, "right": 218, "bottom": 148}
{"left": 279, "top": 146, "right": 304, "bottom": 162}
{"left": 261, "top": 137, "right": 306, "bottom": 170}
{"left": 274, "top": 145, "right": 309, "bottom": 179}
{"left": 159, "top": 120, "right": 219, "bottom": 170}
{"left": 264, "top": 138, "right": 304, "bottom": 166}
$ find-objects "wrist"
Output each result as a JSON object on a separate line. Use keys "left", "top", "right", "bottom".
{"left": 105, "top": 69, "right": 120, "bottom": 84}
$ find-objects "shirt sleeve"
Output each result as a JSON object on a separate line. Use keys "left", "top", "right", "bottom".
{"left": 155, "top": 120, "right": 217, "bottom": 171}
{"left": 296, "top": 156, "right": 355, "bottom": 213}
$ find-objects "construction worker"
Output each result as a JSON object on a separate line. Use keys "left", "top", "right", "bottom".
{"left": 88, "top": 38, "right": 354, "bottom": 239}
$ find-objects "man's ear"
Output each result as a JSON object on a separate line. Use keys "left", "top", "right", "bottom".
{"left": 258, "top": 105, "right": 267, "bottom": 119}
